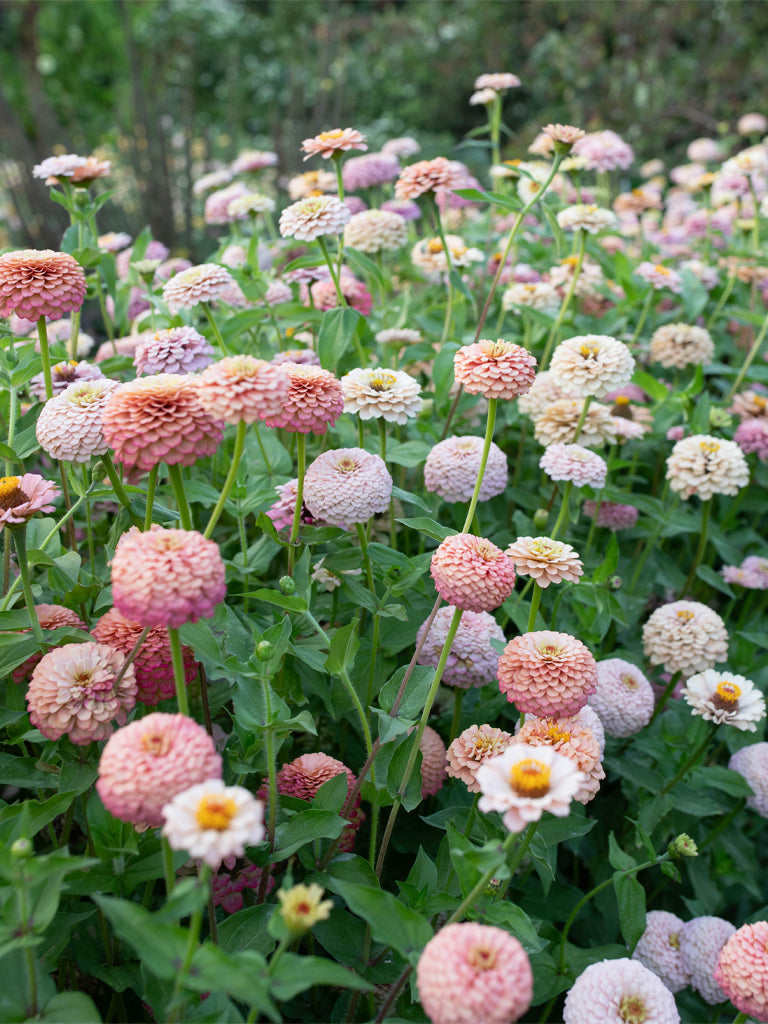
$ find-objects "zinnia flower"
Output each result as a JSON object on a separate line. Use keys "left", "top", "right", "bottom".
{"left": 161, "top": 263, "right": 235, "bottom": 314}
{"left": 134, "top": 327, "right": 215, "bottom": 376}
{"left": 539, "top": 443, "right": 607, "bottom": 487}
{"left": 341, "top": 367, "right": 422, "bottom": 423}
{"left": 418, "top": 725, "right": 447, "bottom": 797}
{"left": 446, "top": 724, "right": 514, "bottom": 792}
{"left": 634, "top": 261, "right": 683, "bottom": 293}
{"left": 231, "top": 149, "right": 279, "bottom": 173}
{"left": 454, "top": 339, "right": 537, "bottom": 401}
{"left": 97, "top": 712, "right": 222, "bottom": 827}
{"left": 714, "top": 921, "right": 768, "bottom": 1021}
{"left": 642, "top": 600, "right": 728, "bottom": 677}
{"left": 301, "top": 127, "right": 367, "bottom": 160}
{"left": 394, "top": 157, "right": 465, "bottom": 201}
{"left": 497, "top": 631, "right": 598, "bottom": 718}
{"left": 162, "top": 779, "right": 265, "bottom": 869}
{"left": 589, "top": 658, "right": 655, "bottom": 737}
{"left": 573, "top": 130, "right": 634, "bottom": 173}
{"left": 111, "top": 526, "right": 226, "bottom": 629}
{"left": 416, "top": 607, "right": 505, "bottom": 689}
{"left": 679, "top": 917, "right": 736, "bottom": 1004}
{"left": 557, "top": 204, "right": 618, "bottom": 234}
{"left": 343, "top": 209, "right": 407, "bottom": 252}
{"left": 196, "top": 356, "right": 289, "bottom": 424}
{"left": 0, "top": 474, "right": 59, "bottom": 529}
{"left": 26, "top": 642, "right": 137, "bottom": 745}
{"left": 302, "top": 448, "right": 392, "bottom": 526}
{"left": 279, "top": 196, "right": 351, "bottom": 241}
{"left": 563, "top": 958, "right": 680, "bottom": 1024}
{"left": 29, "top": 359, "right": 105, "bottom": 402}
{"left": 278, "top": 883, "right": 333, "bottom": 934}
{"left": 342, "top": 153, "right": 401, "bottom": 192}
{"left": 549, "top": 335, "right": 635, "bottom": 399}
{"left": 534, "top": 399, "right": 618, "bottom": 448}
{"left": 477, "top": 743, "right": 585, "bottom": 833}
{"left": 12, "top": 604, "right": 88, "bottom": 685}
{"left": 666, "top": 435, "right": 749, "bottom": 500}
{"left": 512, "top": 715, "right": 604, "bottom": 804}
{"left": 649, "top": 324, "right": 715, "bottom": 369}
{"left": 505, "top": 536, "right": 584, "bottom": 588}
{"left": 582, "top": 500, "right": 639, "bottom": 531}
{"left": 474, "top": 72, "right": 521, "bottom": 91}
{"left": 430, "top": 534, "right": 516, "bottom": 613}
{"left": 36, "top": 379, "right": 121, "bottom": 463}
{"left": 416, "top": 922, "right": 532, "bottom": 1024}
{"left": 632, "top": 911, "right": 690, "bottom": 993}
{"left": 424, "top": 435, "right": 508, "bottom": 503}
{"left": 263, "top": 364, "right": 344, "bottom": 435}
{"left": 735, "top": 418, "right": 768, "bottom": 461}
{"left": 729, "top": 742, "right": 768, "bottom": 817}
{"left": 0, "top": 249, "right": 87, "bottom": 321}
{"left": 682, "top": 669, "right": 765, "bottom": 730}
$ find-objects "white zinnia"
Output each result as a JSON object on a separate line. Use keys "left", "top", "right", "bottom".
{"left": 682, "top": 670, "right": 766, "bottom": 731}
{"left": 556, "top": 204, "right": 618, "bottom": 234}
{"left": 550, "top": 334, "right": 635, "bottom": 399}
{"left": 161, "top": 780, "right": 266, "bottom": 869}
{"left": 341, "top": 367, "right": 422, "bottom": 424}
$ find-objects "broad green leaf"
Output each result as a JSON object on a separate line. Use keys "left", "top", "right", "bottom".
{"left": 269, "top": 952, "right": 372, "bottom": 1000}
{"left": 273, "top": 809, "right": 345, "bottom": 860}
{"left": 317, "top": 307, "right": 362, "bottom": 371}
{"left": 613, "top": 871, "right": 646, "bottom": 951}
{"left": 333, "top": 879, "right": 432, "bottom": 958}
{"left": 608, "top": 832, "right": 637, "bottom": 871}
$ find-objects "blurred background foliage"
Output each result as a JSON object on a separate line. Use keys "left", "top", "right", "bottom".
{"left": 1, "top": 0, "right": 768, "bottom": 254}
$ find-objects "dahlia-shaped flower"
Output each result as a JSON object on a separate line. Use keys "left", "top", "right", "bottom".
{"left": 12, "top": 604, "right": 88, "bottom": 685}
{"left": 423, "top": 435, "right": 508, "bottom": 504}
{"left": 682, "top": 670, "right": 765, "bottom": 731}
{"left": 679, "top": 916, "right": 736, "bottom": 1004}
{"left": 302, "top": 448, "right": 392, "bottom": 526}
{"left": 729, "top": 743, "right": 768, "bottom": 817}
{"left": 642, "top": 600, "right": 728, "bottom": 677}
{"left": 534, "top": 399, "right": 619, "bottom": 448}
{"left": 505, "top": 536, "right": 584, "bottom": 588}
{"left": 446, "top": 724, "right": 514, "bottom": 793}
{"left": 497, "top": 631, "right": 598, "bottom": 718}
{"left": 134, "top": 327, "right": 215, "bottom": 376}
{"left": 29, "top": 359, "right": 105, "bottom": 401}
{"left": 263, "top": 364, "right": 344, "bottom": 435}
{"left": 563, "top": 958, "right": 680, "bottom": 1024}
{"left": 418, "top": 725, "right": 447, "bottom": 797}
{"left": 416, "top": 922, "right": 532, "bottom": 1024}
{"left": 649, "top": 323, "right": 715, "bottom": 369}
{"left": 632, "top": 911, "right": 690, "bottom": 992}
{"left": 92, "top": 608, "right": 197, "bottom": 706}
{"left": 162, "top": 780, "right": 265, "bottom": 869}
{"left": 161, "top": 263, "right": 235, "bottom": 314}
{"left": 394, "top": 157, "right": 465, "bottom": 200}
{"left": 279, "top": 196, "right": 351, "bottom": 241}
{"left": 341, "top": 367, "right": 422, "bottom": 423}
{"left": 267, "top": 753, "right": 363, "bottom": 853}
{"left": 550, "top": 335, "right": 635, "bottom": 399}
{"left": 714, "top": 921, "right": 768, "bottom": 1020}
{"left": 573, "top": 130, "right": 634, "bottom": 172}
{"left": 430, "top": 534, "right": 516, "bottom": 613}
{"left": 512, "top": 716, "right": 604, "bottom": 804}
{"left": 518, "top": 371, "right": 575, "bottom": 418}
{"left": 36, "top": 379, "right": 121, "bottom": 463}
{"left": 111, "top": 526, "right": 226, "bottom": 629}
{"left": 582, "top": 500, "right": 639, "bottom": 531}
{"left": 97, "top": 712, "right": 222, "bottom": 827}
{"left": 101, "top": 374, "right": 224, "bottom": 475}
{"left": 477, "top": 743, "right": 585, "bottom": 833}
{"left": 589, "top": 658, "right": 655, "bottom": 737}
{"left": 301, "top": 127, "right": 367, "bottom": 160}
{"left": 0, "top": 474, "right": 59, "bottom": 529}
{"left": 453, "top": 339, "right": 537, "bottom": 400}
{"left": 0, "top": 249, "right": 87, "bottom": 320}
{"left": 27, "top": 642, "right": 137, "bottom": 745}
{"left": 343, "top": 209, "right": 407, "bottom": 252}
{"left": 557, "top": 204, "right": 618, "bottom": 234}
{"left": 735, "top": 417, "right": 768, "bottom": 461}
{"left": 196, "top": 356, "right": 289, "bottom": 424}
{"left": 416, "top": 607, "right": 506, "bottom": 689}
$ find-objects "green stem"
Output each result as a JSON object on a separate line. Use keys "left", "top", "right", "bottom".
{"left": 252, "top": 422, "right": 272, "bottom": 475}
{"left": 647, "top": 671, "right": 681, "bottom": 727}
{"left": 706, "top": 272, "right": 736, "bottom": 330}
{"left": 489, "top": 93, "right": 502, "bottom": 169}
{"left": 167, "top": 627, "right": 190, "bottom": 716}
{"left": 15, "top": 863, "right": 38, "bottom": 1016}
{"left": 446, "top": 821, "right": 537, "bottom": 926}
{"left": 144, "top": 465, "right": 158, "bottom": 531}
{"left": 36, "top": 317, "right": 53, "bottom": 400}
{"left": 549, "top": 481, "right": 573, "bottom": 541}
{"left": 167, "top": 463, "right": 193, "bottom": 530}
{"left": 317, "top": 235, "right": 347, "bottom": 307}
{"left": 68, "top": 310, "right": 81, "bottom": 361}
{"left": 257, "top": 679, "right": 278, "bottom": 905}
{"left": 200, "top": 300, "right": 230, "bottom": 355}
{"left": 462, "top": 792, "right": 480, "bottom": 838}
{"left": 461, "top": 398, "right": 497, "bottom": 533}
{"left": 101, "top": 451, "right": 143, "bottom": 529}
{"left": 725, "top": 304, "right": 768, "bottom": 402}
{"left": 449, "top": 687, "right": 465, "bottom": 743}
{"left": 204, "top": 420, "right": 246, "bottom": 538}
{"left": 94, "top": 275, "right": 115, "bottom": 346}
{"left": 81, "top": 466, "right": 96, "bottom": 568}
{"left": 288, "top": 432, "right": 306, "bottom": 572}
{"left": 680, "top": 499, "right": 711, "bottom": 597}
{"left": 161, "top": 836, "right": 176, "bottom": 895}
{"left": 167, "top": 866, "right": 209, "bottom": 1023}
{"left": 430, "top": 195, "right": 455, "bottom": 345}
{"left": 11, "top": 529, "right": 45, "bottom": 643}
{"left": 540, "top": 229, "right": 585, "bottom": 371}
{"left": 338, "top": 666, "right": 374, "bottom": 759}
{"left": 527, "top": 583, "right": 543, "bottom": 631}
{"left": 657, "top": 723, "right": 717, "bottom": 797}
{"left": 630, "top": 288, "right": 654, "bottom": 347}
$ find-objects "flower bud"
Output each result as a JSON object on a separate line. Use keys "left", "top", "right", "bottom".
{"left": 279, "top": 575, "right": 296, "bottom": 595}
{"left": 533, "top": 508, "right": 549, "bottom": 530}
{"left": 668, "top": 833, "right": 698, "bottom": 858}
{"left": 11, "top": 838, "right": 33, "bottom": 859}
{"left": 256, "top": 640, "right": 273, "bottom": 661}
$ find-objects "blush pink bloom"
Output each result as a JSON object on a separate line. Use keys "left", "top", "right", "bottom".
{"left": 679, "top": 917, "right": 737, "bottom": 1004}
{"left": 539, "top": 443, "right": 608, "bottom": 487}
{"left": 111, "top": 526, "right": 226, "bottom": 629}
{"left": 474, "top": 72, "right": 521, "bottom": 91}
{"left": 342, "top": 153, "right": 401, "bottom": 192}
{"left": 430, "top": 534, "right": 516, "bottom": 613}
{"left": 419, "top": 725, "right": 447, "bottom": 797}
{"left": 162, "top": 264, "right": 235, "bottom": 314}
{"left": 134, "top": 327, "right": 215, "bottom": 376}
{"left": 589, "top": 658, "right": 655, "bottom": 737}
{"left": 563, "top": 958, "right": 680, "bottom": 1024}
{"left": 735, "top": 417, "right": 768, "bottom": 461}
{"left": 635, "top": 261, "right": 683, "bottom": 293}
{"left": 266, "top": 478, "right": 316, "bottom": 532}
{"left": 454, "top": 339, "right": 537, "bottom": 401}
{"left": 512, "top": 715, "right": 604, "bottom": 804}
{"left": 582, "top": 500, "right": 639, "bottom": 531}
{"left": 497, "top": 631, "right": 598, "bottom": 718}
{"left": 416, "top": 922, "right": 532, "bottom": 1024}
{"left": 101, "top": 374, "right": 224, "bottom": 475}
{"left": 0, "top": 474, "right": 60, "bottom": 529}
{"left": 204, "top": 182, "right": 250, "bottom": 225}
{"left": 36, "top": 379, "right": 121, "bottom": 463}
{"left": 279, "top": 196, "right": 351, "bottom": 241}
{"left": 263, "top": 364, "right": 344, "bottom": 435}
{"left": 93, "top": 607, "right": 197, "bottom": 706}
{"left": 394, "top": 157, "right": 465, "bottom": 200}
{"left": 714, "top": 921, "right": 768, "bottom": 1020}
{"left": 729, "top": 742, "right": 768, "bottom": 817}
{"left": 632, "top": 911, "right": 691, "bottom": 993}
{"left": 0, "top": 249, "right": 87, "bottom": 320}
{"left": 196, "top": 356, "right": 289, "bottom": 424}
{"left": 303, "top": 448, "right": 392, "bottom": 526}
{"left": 505, "top": 536, "right": 584, "bottom": 588}
{"left": 446, "top": 724, "right": 514, "bottom": 792}
{"left": 309, "top": 274, "right": 373, "bottom": 315}
{"left": 27, "top": 642, "right": 137, "bottom": 745}
{"left": 416, "top": 607, "right": 506, "bottom": 689}
{"left": 573, "top": 130, "right": 634, "bottom": 172}
{"left": 12, "top": 604, "right": 88, "bottom": 685}
{"left": 424, "top": 435, "right": 508, "bottom": 504}
{"left": 301, "top": 127, "right": 368, "bottom": 160}
{"left": 97, "top": 712, "right": 222, "bottom": 827}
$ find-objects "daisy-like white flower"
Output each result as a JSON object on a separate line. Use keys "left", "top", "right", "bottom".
{"left": 505, "top": 537, "right": 583, "bottom": 588}
{"left": 666, "top": 435, "right": 750, "bottom": 500}
{"left": 476, "top": 743, "right": 585, "bottom": 833}
{"left": 161, "top": 263, "right": 235, "bottom": 314}
{"left": 341, "top": 367, "right": 422, "bottom": 424}
{"left": 682, "top": 670, "right": 766, "bottom": 731}
{"left": 162, "top": 779, "right": 266, "bottom": 869}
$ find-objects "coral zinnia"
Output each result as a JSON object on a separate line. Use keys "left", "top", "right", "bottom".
{"left": 497, "top": 631, "right": 598, "bottom": 718}
{"left": 196, "top": 356, "right": 289, "bottom": 424}
{"left": 430, "top": 534, "right": 516, "bottom": 612}
{"left": 505, "top": 536, "right": 584, "bottom": 588}
{"left": 714, "top": 921, "right": 768, "bottom": 1021}
{"left": 446, "top": 724, "right": 514, "bottom": 793}
{"left": 263, "top": 364, "right": 344, "bottom": 435}
{"left": 453, "top": 339, "right": 537, "bottom": 401}
{"left": 0, "top": 249, "right": 87, "bottom": 321}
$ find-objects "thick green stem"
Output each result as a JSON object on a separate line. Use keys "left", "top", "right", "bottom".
{"left": 461, "top": 398, "right": 497, "bottom": 533}
{"left": 338, "top": 665, "right": 374, "bottom": 759}
{"left": 161, "top": 836, "right": 176, "bottom": 895}
{"left": 81, "top": 466, "right": 96, "bottom": 568}
{"left": 11, "top": 529, "right": 45, "bottom": 643}
{"left": 167, "top": 627, "right": 190, "bottom": 716}
{"left": 167, "top": 463, "right": 193, "bottom": 530}
{"left": 36, "top": 317, "right": 53, "bottom": 400}
{"left": 527, "top": 583, "right": 543, "bottom": 632}
{"left": 101, "top": 451, "right": 143, "bottom": 529}
{"left": 204, "top": 420, "right": 246, "bottom": 538}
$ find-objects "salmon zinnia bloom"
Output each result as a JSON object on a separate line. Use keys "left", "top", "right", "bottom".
{"left": 454, "top": 339, "right": 537, "bottom": 401}
{"left": 0, "top": 249, "right": 87, "bottom": 321}
{"left": 714, "top": 922, "right": 768, "bottom": 1021}
{"left": 430, "top": 534, "right": 516, "bottom": 612}
{"left": 301, "top": 127, "right": 367, "bottom": 160}
{"left": 196, "top": 356, "right": 289, "bottom": 424}
{"left": 394, "top": 157, "right": 465, "bottom": 201}
{"left": 505, "top": 536, "right": 584, "bottom": 588}
{"left": 263, "top": 363, "right": 344, "bottom": 434}
{"left": 497, "top": 631, "right": 598, "bottom": 718}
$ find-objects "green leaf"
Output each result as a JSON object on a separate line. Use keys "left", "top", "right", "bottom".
{"left": 333, "top": 879, "right": 432, "bottom": 958}
{"left": 473, "top": 901, "right": 546, "bottom": 953}
{"left": 269, "top": 952, "right": 372, "bottom": 1001}
{"left": 217, "top": 905, "right": 276, "bottom": 957}
{"left": 386, "top": 734, "right": 423, "bottom": 811}
{"left": 631, "top": 370, "right": 669, "bottom": 403}
{"left": 0, "top": 792, "right": 75, "bottom": 844}
{"left": 38, "top": 991, "right": 102, "bottom": 1022}
{"left": 695, "top": 564, "right": 734, "bottom": 597}
{"left": 0, "top": 636, "right": 41, "bottom": 675}
{"left": 395, "top": 517, "right": 454, "bottom": 541}
{"left": 325, "top": 620, "right": 360, "bottom": 676}
{"left": 384, "top": 440, "right": 432, "bottom": 468}
{"left": 592, "top": 533, "right": 619, "bottom": 584}
{"left": 94, "top": 895, "right": 187, "bottom": 979}
{"left": 273, "top": 809, "right": 344, "bottom": 861}
{"left": 613, "top": 871, "right": 646, "bottom": 951}
{"left": 248, "top": 588, "right": 308, "bottom": 613}
{"left": 693, "top": 764, "right": 755, "bottom": 797}
{"left": 608, "top": 832, "right": 637, "bottom": 871}
{"left": 378, "top": 664, "right": 434, "bottom": 718}
{"left": 317, "top": 307, "right": 362, "bottom": 371}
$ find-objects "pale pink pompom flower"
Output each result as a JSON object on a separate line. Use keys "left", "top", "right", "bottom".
{"left": 111, "top": 526, "right": 226, "bottom": 630}
{"left": 729, "top": 743, "right": 768, "bottom": 817}
{"left": 97, "top": 712, "right": 222, "bottom": 827}
{"left": 430, "top": 534, "right": 516, "bottom": 613}
{"left": 196, "top": 356, "right": 289, "bottom": 424}
{"left": 583, "top": 500, "right": 639, "bottom": 531}
{"left": 303, "top": 448, "right": 392, "bottom": 527}
{"left": 161, "top": 263, "right": 235, "bottom": 314}
{"left": 714, "top": 921, "right": 768, "bottom": 1021}
{"left": 632, "top": 910, "right": 690, "bottom": 992}
{"left": 416, "top": 922, "right": 533, "bottom": 1024}
{"left": 416, "top": 607, "right": 505, "bottom": 689}
{"left": 279, "top": 196, "right": 351, "bottom": 242}
{"left": 589, "top": 658, "right": 655, "bottom": 737}
{"left": 424, "top": 435, "right": 508, "bottom": 504}
{"left": 454, "top": 339, "right": 537, "bottom": 401}
{"left": 735, "top": 417, "right": 768, "bottom": 461}
{"left": 36, "top": 379, "right": 121, "bottom": 463}
{"left": 29, "top": 360, "right": 105, "bottom": 402}
{"left": 0, "top": 474, "right": 60, "bottom": 529}
{"left": 539, "top": 443, "right": 608, "bottom": 487}
{"left": 446, "top": 724, "right": 514, "bottom": 793}
{"left": 134, "top": 327, "right": 215, "bottom": 376}
{"left": 27, "top": 642, "right": 137, "bottom": 746}
{"left": 12, "top": 604, "right": 88, "bottom": 685}
{"left": 0, "top": 249, "right": 87, "bottom": 321}
{"left": 573, "top": 130, "right": 634, "bottom": 173}
{"left": 497, "top": 631, "right": 598, "bottom": 718}
{"left": 679, "top": 917, "right": 736, "bottom": 1004}
{"left": 563, "top": 958, "right": 680, "bottom": 1024}
{"left": 263, "top": 364, "right": 344, "bottom": 435}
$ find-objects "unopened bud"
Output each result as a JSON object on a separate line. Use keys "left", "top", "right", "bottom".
{"left": 256, "top": 641, "right": 273, "bottom": 662}
{"left": 607, "top": 575, "right": 622, "bottom": 591}
{"left": 279, "top": 575, "right": 295, "bottom": 595}
{"left": 483, "top": 877, "right": 502, "bottom": 898}
{"left": 533, "top": 508, "right": 549, "bottom": 530}
{"left": 668, "top": 833, "right": 698, "bottom": 859}
{"left": 11, "top": 838, "right": 33, "bottom": 859}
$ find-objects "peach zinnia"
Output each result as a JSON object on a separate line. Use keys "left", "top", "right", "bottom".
{"left": 498, "top": 631, "right": 598, "bottom": 718}
{"left": 714, "top": 921, "right": 768, "bottom": 1021}
{"left": 196, "top": 356, "right": 289, "bottom": 424}
{"left": 512, "top": 715, "right": 604, "bottom": 804}
{"left": 430, "top": 534, "right": 516, "bottom": 613}
{"left": 505, "top": 536, "right": 584, "bottom": 588}
{"left": 301, "top": 127, "right": 367, "bottom": 160}
{"left": 0, "top": 249, "right": 87, "bottom": 321}
{"left": 446, "top": 724, "right": 514, "bottom": 793}
{"left": 394, "top": 156, "right": 465, "bottom": 201}
{"left": 453, "top": 339, "right": 537, "bottom": 401}
{"left": 263, "top": 363, "right": 344, "bottom": 435}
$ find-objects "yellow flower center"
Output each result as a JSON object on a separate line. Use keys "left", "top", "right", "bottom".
{"left": 473, "top": 735, "right": 497, "bottom": 756}
{"left": 614, "top": 395, "right": 631, "bottom": 406}
{"left": 713, "top": 680, "right": 741, "bottom": 708}
{"left": 335, "top": 456, "right": 360, "bottom": 474}
{"left": 368, "top": 371, "right": 396, "bottom": 392}
{"left": 538, "top": 642, "right": 564, "bottom": 659}
{"left": 141, "top": 731, "right": 170, "bottom": 757}
{"left": 531, "top": 538, "right": 563, "bottom": 560}
{"left": 195, "top": 795, "right": 238, "bottom": 831}
{"left": 427, "top": 238, "right": 444, "bottom": 254}
{"left": 528, "top": 181, "right": 541, "bottom": 193}
{"left": 619, "top": 995, "right": 647, "bottom": 1024}
{"left": 504, "top": 159, "right": 522, "bottom": 167}
{"left": 699, "top": 441, "right": 720, "bottom": 454}
{"left": 654, "top": 264, "right": 671, "bottom": 275}
{"left": 669, "top": 932, "right": 680, "bottom": 950}
{"left": 676, "top": 609, "right": 695, "bottom": 621}
{"left": 562, "top": 255, "right": 580, "bottom": 267}
{"left": 579, "top": 342, "right": 600, "bottom": 358}
{"left": 475, "top": 539, "right": 499, "bottom": 562}
{"left": 622, "top": 674, "right": 639, "bottom": 690}
{"left": 451, "top": 245, "right": 467, "bottom": 258}
{"left": 481, "top": 340, "right": 509, "bottom": 358}
{"left": 755, "top": 395, "right": 767, "bottom": 408}
{"left": 546, "top": 724, "right": 571, "bottom": 744}
{"left": 285, "top": 327, "right": 296, "bottom": 338}
{"left": 467, "top": 944, "right": 498, "bottom": 971}
{"left": 510, "top": 759, "right": 551, "bottom": 798}
{"left": 318, "top": 129, "right": 345, "bottom": 142}
{"left": 0, "top": 476, "right": 28, "bottom": 510}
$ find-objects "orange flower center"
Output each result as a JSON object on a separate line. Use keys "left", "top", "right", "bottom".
{"left": 755, "top": 395, "right": 767, "bottom": 408}
{"left": 427, "top": 239, "right": 444, "bottom": 254}
{"left": 614, "top": 395, "right": 631, "bottom": 406}
{"left": 195, "top": 795, "right": 237, "bottom": 831}
{"left": 510, "top": 759, "right": 551, "bottom": 798}
{"left": 676, "top": 609, "right": 695, "bottom": 621}
{"left": 467, "top": 944, "right": 498, "bottom": 970}
{"left": 622, "top": 674, "right": 639, "bottom": 690}
{"left": 619, "top": 995, "right": 647, "bottom": 1023}
{"left": 654, "top": 264, "right": 671, "bottom": 275}
{"left": 546, "top": 724, "right": 571, "bottom": 744}
{"left": 141, "top": 731, "right": 171, "bottom": 757}
{"left": 0, "top": 477, "right": 28, "bottom": 510}
{"left": 712, "top": 680, "right": 741, "bottom": 709}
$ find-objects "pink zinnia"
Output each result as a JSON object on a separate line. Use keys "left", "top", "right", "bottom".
{"left": 27, "top": 642, "right": 137, "bottom": 746}
{"left": 635, "top": 261, "right": 683, "bottom": 293}
{"left": 416, "top": 607, "right": 505, "bottom": 689}
{"left": 161, "top": 263, "right": 235, "bottom": 313}
{"left": 266, "top": 478, "right": 315, "bottom": 532}
{"left": 632, "top": 911, "right": 690, "bottom": 992}
{"left": 416, "top": 922, "right": 533, "bottom": 1024}
{"left": 454, "top": 339, "right": 537, "bottom": 401}
{"left": 134, "top": 327, "right": 215, "bottom": 376}
{"left": 279, "top": 196, "right": 351, "bottom": 242}
{"left": 539, "top": 444, "right": 607, "bottom": 488}
{"left": 101, "top": 374, "right": 224, "bottom": 475}
{"left": 729, "top": 743, "right": 768, "bottom": 817}
{"left": 36, "top": 379, "right": 121, "bottom": 463}
{"left": 301, "top": 127, "right": 368, "bottom": 161}
{"left": 563, "top": 958, "right": 680, "bottom": 1024}
{"left": 111, "top": 526, "right": 226, "bottom": 629}
{"left": 196, "top": 356, "right": 289, "bottom": 424}
{"left": 497, "top": 631, "right": 598, "bottom": 718}
{"left": 309, "top": 274, "right": 373, "bottom": 316}
{"left": 97, "top": 712, "right": 222, "bottom": 827}
{"left": 679, "top": 917, "right": 737, "bottom": 1005}
{"left": 394, "top": 157, "right": 465, "bottom": 201}
{"left": 430, "top": 534, "right": 516, "bottom": 613}
{"left": 735, "top": 417, "right": 768, "bottom": 461}
{"left": 446, "top": 724, "right": 514, "bottom": 793}
{"left": 714, "top": 921, "right": 768, "bottom": 1020}
{"left": 303, "top": 448, "right": 392, "bottom": 526}
{"left": 573, "top": 130, "right": 634, "bottom": 173}
{"left": 263, "top": 364, "right": 344, "bottom": 435}
{"left": 0, "top": 249, "right": 87, "bottom": 321}
{"left": 92, "top": 607, "right": 198, "bottom": 706}
{"left": 589, "top": 658, "right": 655, "bottom": 737}
{"left": 419, "top": 725, "right": 447, "bottom": 797}
{"left": 424, "top": 436, "right": 508, "bottom": 504}
{"left": 583, "top": 500, "right": 639, "bottom": 531}
{"left": 342, "top": 152, "right": 401, "bottom": 192}
{"left": 0, "top": 474, "right": 59, "bottom": 529}
{"left": 12, "top": 604, "right": 88, "bottom": 685}
{"left": 29, "top": 360, "right": 105, "bottom": 402}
